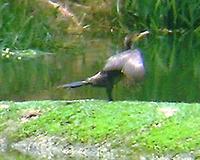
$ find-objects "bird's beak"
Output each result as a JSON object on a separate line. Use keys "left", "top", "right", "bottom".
{"left": 136, "top": 30, "right": 150, "bottom": 40}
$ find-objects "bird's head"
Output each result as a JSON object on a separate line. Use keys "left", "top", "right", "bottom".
{"left": 124, "top": 30, "right": 150, "bottom": 50}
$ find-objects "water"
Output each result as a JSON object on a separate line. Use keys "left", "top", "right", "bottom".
{"left": 0, "top": 32, "right": 199, "bottom": 102}
{"left": 0, "top": 32, "right": 200, "bottom": 159}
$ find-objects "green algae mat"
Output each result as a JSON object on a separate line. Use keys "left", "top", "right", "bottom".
{"left": 0, "top": 100, "right": 200, "bottom": 159}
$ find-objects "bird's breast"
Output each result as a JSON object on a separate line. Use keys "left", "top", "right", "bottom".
{"left": 87, "top": 72, "right": 109, "bottom": 87}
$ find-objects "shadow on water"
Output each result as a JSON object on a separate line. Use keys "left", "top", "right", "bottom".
{"left": 0, "top": 32, "right": 200, "bottom": 102}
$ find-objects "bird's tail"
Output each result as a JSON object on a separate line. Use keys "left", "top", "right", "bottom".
{"left": 57, "top": 80, "right": 89, "bottom": 89}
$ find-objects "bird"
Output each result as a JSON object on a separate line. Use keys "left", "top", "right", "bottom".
{"left": 58, "top": 30, "right": 149, "bottom": 101}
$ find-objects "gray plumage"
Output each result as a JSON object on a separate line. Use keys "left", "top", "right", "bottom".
{"left": 58, "top": 31, "right": 149, "bottom": 101}
{"left": 103, "top": 48, "right": 145, "bottom": 83}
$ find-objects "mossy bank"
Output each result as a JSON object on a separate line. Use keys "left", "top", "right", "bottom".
{"left": 0, "top": 100, "right": 199, "bottom": 159}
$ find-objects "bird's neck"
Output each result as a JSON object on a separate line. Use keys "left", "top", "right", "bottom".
{"left": 125, "top": 43, "right": 134, "bottom": 50}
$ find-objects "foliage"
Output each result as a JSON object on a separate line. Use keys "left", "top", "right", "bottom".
{"left": 0, "top": 0, "right": 70, "bottom": 52}
{"left": 0, "top": 0, "right": 200, "bottom": 102}
{"left": 114, "top": 0, "right": 200, "bottom": 31}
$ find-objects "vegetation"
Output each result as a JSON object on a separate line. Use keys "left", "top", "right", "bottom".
{"left": 0, "top": 1, "right": 200, "bottom": 158}
{"left": 1, "top": 0, "right": 200, "bottom": 53}
{"left": 0, "top": 0, "right": 199, "bottom": 102}
{"left": 0, "top": 100, "right": 200, "bottom": 156}
{"left": 115, "top": 0, "right": 200, "bottom": 31}
{"left": 0, "top": 0, "right": 73, "bottom": 52}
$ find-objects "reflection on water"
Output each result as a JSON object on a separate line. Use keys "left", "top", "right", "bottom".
{"left": 0, "top": 33, "right": 199, "bottom": 102}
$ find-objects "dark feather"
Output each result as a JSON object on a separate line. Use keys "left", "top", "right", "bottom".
{"left": 58, "top": 31, "right": 149, "bottom": 101}
{"left": 57, "top": 81, "right": 87, "bottom": 88}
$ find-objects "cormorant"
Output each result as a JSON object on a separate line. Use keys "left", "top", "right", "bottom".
{"left": 58, "top": 30, "right": 149, "bottom": 101}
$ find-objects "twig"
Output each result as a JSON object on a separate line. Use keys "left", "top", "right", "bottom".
{"left": 48, "top": 0, "right": 82, "bottom": 27}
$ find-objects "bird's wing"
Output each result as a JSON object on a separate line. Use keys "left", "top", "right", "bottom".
{"left": 103, "top": 50, "right": 132, "bottom": 71}
{"left": 121, "top": 49, "right": 145, "bottom": 82}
